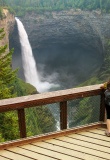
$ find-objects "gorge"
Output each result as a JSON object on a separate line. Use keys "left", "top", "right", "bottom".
{"left": 15, "top": 17, "right": 59, "bottom": 92}
{"left": 10, "top": 9, "right": 110, "bottom": 91}
{"left": 1, "top": 6, "right": 110, "bottom": 140}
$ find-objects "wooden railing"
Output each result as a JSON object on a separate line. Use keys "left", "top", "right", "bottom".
{"left": 0, "top": 84, "right": 105, "bottom": 138}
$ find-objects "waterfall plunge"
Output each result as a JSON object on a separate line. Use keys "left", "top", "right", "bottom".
{"left": 15, "top": 17, "right": 59, "bottom": 92}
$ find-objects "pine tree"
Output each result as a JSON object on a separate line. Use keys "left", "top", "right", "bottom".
{"left": 0, "top": 28, "right": 18, "bottom": 99}
{"left": 0, "top": 28, "right": 19, "bottom": 141}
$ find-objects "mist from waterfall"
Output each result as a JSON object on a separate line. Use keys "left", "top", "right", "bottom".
{"left": 15, "top": 17, "right": 59, "bottom": 92}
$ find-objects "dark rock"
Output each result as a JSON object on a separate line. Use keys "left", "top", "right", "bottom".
{"left": 11, "top": 9, "right": 110, "bottom": 90}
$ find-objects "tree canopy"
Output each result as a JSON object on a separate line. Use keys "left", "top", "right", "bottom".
{"left": 1, "top": 0, "right": 110, "bottom": 16}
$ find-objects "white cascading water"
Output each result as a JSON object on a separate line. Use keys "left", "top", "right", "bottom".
{"left": 15, "top": 17, "right": 58, "bottom": 92}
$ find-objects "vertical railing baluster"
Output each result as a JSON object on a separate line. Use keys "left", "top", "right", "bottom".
{"left": 99, "top": 91, "right": 105, "bottom": 122}
{"left": 18, "top": 108, "right": 26, "bottom": 138}
{"left": 60, "top": 101, "right": 67, "bottom": 130}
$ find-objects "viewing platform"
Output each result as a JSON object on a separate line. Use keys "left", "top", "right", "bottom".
{"left": 0, "top": 84, "right": 110, "bottom": 160}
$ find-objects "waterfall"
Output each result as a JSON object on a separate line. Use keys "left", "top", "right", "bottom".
{"left": 15, "top": 17, "right": 59, "bottom": 92}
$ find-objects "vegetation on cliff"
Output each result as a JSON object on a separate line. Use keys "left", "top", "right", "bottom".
{"left": 0, "top": 0, "right": 110, "bottom": 16}
{"left": 0, "top": 28, "right": 56, "bottom": 142}
{"left": 0, "top": 28, "right": 37, "bottom": 98}
{"left": 69, "top": 39, "right": 110, "bottom": 128}
{"left": 0, "top": 28, "right": 18, "bottom": 99}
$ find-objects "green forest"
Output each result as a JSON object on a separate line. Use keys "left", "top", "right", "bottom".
{"left": 0, "top": 0, "right": 110, "bottom": 16}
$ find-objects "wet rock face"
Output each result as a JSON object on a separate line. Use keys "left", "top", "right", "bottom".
{"left": 11, "top": 9, "right": 109, "bottom": 90}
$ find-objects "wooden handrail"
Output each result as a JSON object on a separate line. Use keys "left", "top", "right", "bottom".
{"left": 0, "top": 84, "right": 104, "bottom": 138}
{"left": 0, "top": 84, "right": 102, "bottom": 112}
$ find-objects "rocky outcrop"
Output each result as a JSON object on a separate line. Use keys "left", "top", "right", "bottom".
{"left": 20, "top": 9, "right": 105, "bottom": 51}
{"left": 0, "top": 9, "right": 15, "bottom": 48}
{"left": 11, "top": 9, "right": 110, "bottom": 90}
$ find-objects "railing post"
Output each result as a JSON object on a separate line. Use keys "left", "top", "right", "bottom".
{"left": 17, "top": 109, "right": 26, "bottom": 138}
{"left": 60, "top": 101, "right": 67, "bottom": 130}
{"left": 99, "top": 91, "right": 105, "bottom": 122}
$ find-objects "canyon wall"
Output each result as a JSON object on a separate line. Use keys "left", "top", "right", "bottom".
{"left": 11, "top": 9, "right": 110, "bottom": 90}
{"left": 0, "top": 9, "right": 15, "bottom": 49}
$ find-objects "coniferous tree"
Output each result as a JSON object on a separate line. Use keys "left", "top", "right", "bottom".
{"left": 0, "top": 28, "right": 18, "bottom": 99}
{"left": 3, "top": 0, "right": 110, "bottom": 15}
{"left": 0, "top": 28, "right": 19, "bottom": 141}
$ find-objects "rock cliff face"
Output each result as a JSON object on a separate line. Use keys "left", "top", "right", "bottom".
{"left": 0, "top": 9, "right": 15, "bottom": 49}
{"left": 11, "top": 9, "right": 110, "bottom": 90}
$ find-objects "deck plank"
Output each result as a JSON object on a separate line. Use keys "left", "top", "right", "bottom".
{"left": 67, "top": 131, "right": 110, "bottom": 147}
{"left": 78, "top": 130, "right": 110, "bottom": 141}
{"left": 0, "top": 156, "right": 11, "bottom": 160}
{"left": 0, "top": 150, "right": 32, "bottom": 160}
{"left": 87, "top": 128, "right": 105, "bottom": 135}
{"left": 40, "top": 139, "right": 110, "bottom": 159}
{"left": 31, "top": 140, "right": 106, "bottom": 160}
{"left": 54, "top": 135, "right": 110, "bottom": 153}
{"left": 44, "top": 137, "right": 110, "bottom": 159}
{"left": 7, "top": 147, "right": 56, "bottom": 160}
{"left": 20, "top": 143, "right": 81, "bottom": 160}
{"left": 97, "top": 128, "right": 106, "bottom": 131}
{"left": 0, "top": 127, "right": 110, "bottom": 160}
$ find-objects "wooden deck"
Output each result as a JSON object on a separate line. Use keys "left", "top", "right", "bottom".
{"left": 0, "top": 123, "right": 109, "bottom": 160}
